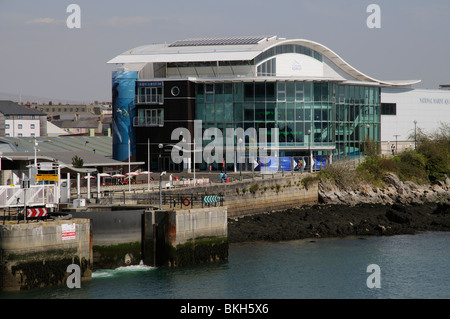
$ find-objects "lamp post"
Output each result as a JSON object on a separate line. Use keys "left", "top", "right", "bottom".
{"left": 128, "top": 138, "right": 131, "bottom": 192}
{"left": 238, "top": 138, "right": 243, "bottom": 180}
{"left": 158, "top": 143, "right": 163, "bottom": 172}
{"left": 394, "top": 134, "right": 400, "bottom": 154}
{"left": 159, "top": 171, "right": 166, "bottom": 210}
{"left": 307, "top": 129, "right": 312, "bottom": 173}
{"left": 414, "top": 120, "right": 417, "bottom": 150}
{"left": 34, "top": 138, "right": 38, "bottom": 184}
{"left": 148, "top": 138, "right": 151, "bottom": 191}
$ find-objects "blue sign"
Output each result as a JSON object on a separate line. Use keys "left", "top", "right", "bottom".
{"left": 137, "top": 81, "right": 163, "bottom": 87}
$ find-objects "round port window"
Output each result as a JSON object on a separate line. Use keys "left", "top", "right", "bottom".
{"left": 171, "top": 86, "right": 180, "bottom": 96}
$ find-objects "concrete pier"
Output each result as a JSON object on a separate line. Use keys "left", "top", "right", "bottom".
{"left": 0, "top": 219, "right": 92, "bottom": 291}
{"left": 143, "top": 207, "right": 228, "bottom": 267}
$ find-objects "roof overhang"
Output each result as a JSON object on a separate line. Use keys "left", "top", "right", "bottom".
{"left": 108, "top": 36, "right": 421, "bottom": 88}
{"left": 107, "top": 51, "right": 259, "bottom": 64}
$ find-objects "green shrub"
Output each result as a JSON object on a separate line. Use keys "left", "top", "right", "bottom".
{"left": 249, "top": 183, "right": 259, "bottom": 194}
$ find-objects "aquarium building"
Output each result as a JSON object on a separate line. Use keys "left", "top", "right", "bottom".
{"left": 107, "top": 36, "right": 421, "bottom": 172}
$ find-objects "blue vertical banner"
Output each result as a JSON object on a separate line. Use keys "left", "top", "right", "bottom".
{"left": 112, "top": 70, "right": 138, "bottom": 162}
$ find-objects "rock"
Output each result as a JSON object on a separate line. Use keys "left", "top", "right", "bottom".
{"left": 386, "top": 209, "right": 410, "bottom": 224}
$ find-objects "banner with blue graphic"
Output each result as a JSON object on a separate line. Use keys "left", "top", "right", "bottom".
{"left": 112, "top": 70, "right": 138, "bottom": 161}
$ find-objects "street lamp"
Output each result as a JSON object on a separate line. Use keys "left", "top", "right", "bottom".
{"left": 414, "top": 120, "right": 417, "bottom": 150}
{"left": 128, "top": 138, "right": 131, "bottom": 192}
{"left": 158, "top": 143, "right": 163, "bottom": 172}
{"left": 238, "top": 138, "right": 243, "bottom": 180}
{"left": 159, "top": 171, "right": 166, "bottom": 210}
{"left": 307, "top": 129, "right": 312, "bottom": 173}
{"left": 393, "top": 134, "right": 400, "bottom": 154}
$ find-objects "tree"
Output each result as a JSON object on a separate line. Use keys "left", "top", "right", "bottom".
{"left": 72, "top": 155, "right": 84, "bottom": 168}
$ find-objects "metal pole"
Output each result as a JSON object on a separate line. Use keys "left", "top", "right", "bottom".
{"left": 148, "top": 138, "right": 151, "bottom": 191}
{"left": 128, "top": 138, "right": 131, "bottom": 193}
{"left": 414, "top": 120, "right": 417, "bottom": 150}
{"left": 193, "top": 138, "right": 196, "bottom": 185}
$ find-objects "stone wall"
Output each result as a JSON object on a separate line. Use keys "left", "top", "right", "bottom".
{"left": 0, "top": 219, "right": 92, "bottom": 291}
{"left": 160, "top": 174, "right": 319, "bottom": 218}
{"left": 142, "top": 207, "right": 228, "bottom": 267}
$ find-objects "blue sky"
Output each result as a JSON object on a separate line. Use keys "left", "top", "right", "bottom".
{"left": 0, "top": 0, "right": 449, "bottom": 103}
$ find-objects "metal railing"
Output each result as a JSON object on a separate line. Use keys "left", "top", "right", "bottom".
{"left": 97, "top": 191, "right": 224, "bottom": 209}
{"left": 0, "top": 185, "right": 57, "bottom": 208}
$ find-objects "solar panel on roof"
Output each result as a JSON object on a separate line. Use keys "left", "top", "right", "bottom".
{"left": 168, "top": 36, "right": 271, "bottom": 47}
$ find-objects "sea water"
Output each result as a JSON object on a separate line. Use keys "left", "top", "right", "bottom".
{"left": 1, "top": 231, "right": 449, "bottom": 299}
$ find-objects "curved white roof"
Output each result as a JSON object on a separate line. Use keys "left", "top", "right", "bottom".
{"left": 107, "top": 36, "right": 420, "bottom": 87}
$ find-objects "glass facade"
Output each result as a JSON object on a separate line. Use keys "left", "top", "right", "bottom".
{"left": 195, "top": 80, "right": 380, "bottom": 168}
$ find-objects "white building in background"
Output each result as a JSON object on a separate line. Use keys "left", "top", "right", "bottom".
{"left": 0, "top": 101, "right": 47, "bottom": 137}
{"left": 380, "top": 87, "right": 450, "bottom": 155}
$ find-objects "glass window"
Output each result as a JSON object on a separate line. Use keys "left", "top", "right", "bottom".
{"left": 244, "top": 103, "right": 254, "bottom": 122}
{"left": 277, "top": 102, "right": 286, "bottom": 122}
{"left": 31, "top": 124, "right": 35, "bottom": 129}
{"left": 295, "top": 82, "right": 304, "bottom": 101}
{"left": 18, "top": 124, "right": 22, "bottom": 129}
{"left": 277, "top": 82, "right": 286, "bottom": 101}
{"left": 286, "top": 122, "right": 295, "bottom": 142}
{"left": 255, "top": 103, "right": 265, "bottom": 121}
{"left": 304, "top": 82, "right": 312, "bottom": 101}
{"left": 244, "top": 83, "right": 254, "bottom": 101}
{"left": 233, "top": 82, "right": 244, "bottom": 102}
{"left": 234, "top": 103, "right": 243, "bottom": 123}
{"left": 266, "top": 82, "right": 276, "bottom": 101}
{"left": 205, "top": 104, "right": 214, "bottom": 122}
{"left": 196, "top": 103, "right": 205, "bottom": 121}
{"left": 295, "top": 103, "right": 304, "bottom": 121}
{"left": 224, "top": 103, "right": 233, "bottom": 122}
{"left": 314, "top": 83, "right": 322, "bottom": 101}
{"left": 224, "top": 83, "right": 233, "bottom": 102}
{"left": 266, "top": 103, "right": 276, "bottom": 121}
{"left": 215, "top": 103, "right": 224, "bottom": 123}
{"left": 255, "top": 82, "right": 265, "bottom": 101}
{"left": 304, "top": 103, "right": 312, "bottom": 121}
{"left": 286, "top": 103, "right": 295, "bottom": 121}
{"left": 5, "top": 124, "right": 9, "bottom": 129}
{"left": 295, "top": 122, "right": 304, "bottom": 143}
{"left": 286, "top": 82, "right": 295, "bottom": 102}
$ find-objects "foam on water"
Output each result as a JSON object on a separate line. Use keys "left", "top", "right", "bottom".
{"left": 92, "top": 261, "right": 156, "bottom": 278}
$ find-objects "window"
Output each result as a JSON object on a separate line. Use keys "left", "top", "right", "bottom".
{"left": 17, "top": 115, "right": 22, "bottom": 119}
{"left": 31, "top": 124, "right": 35, "bottom": 129}
{"left": 136, "top": 87, "right": 163, "bottom": 104}
{"left": 134, "top": 109, "right": 164, "bottom": 126}
{"left": 5, "top": 124, "right": 9, "bottom": 129}
{"left": 31, "top": 133, "right": 35, "bottom": 137}
{"left": 257, "top": 58, "right": 276, "bottom": 76}
{"left": 381, "top": 103, "right": 396, "bottom": 115}
{"left": 18, "top": 133, "right": 22, "bottom": 137}
{"left": 18, "top": 124, "right": 22, "bottom": 129}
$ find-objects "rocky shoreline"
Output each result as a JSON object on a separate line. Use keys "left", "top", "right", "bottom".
{"left": 228, "top": 174, "right": 450, "bottom": 243}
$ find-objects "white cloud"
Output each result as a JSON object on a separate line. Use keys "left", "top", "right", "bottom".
{"left": 26, "top": 17, "right": 64, "bottom": 25}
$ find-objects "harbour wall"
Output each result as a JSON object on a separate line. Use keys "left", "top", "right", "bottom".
{"left": 71, "top": 209, "right": 143, "bottom": 269}
{"left": 142, "top": 207, "right": 228, "bottom": 267}
{"left": 0, "top": 219, "right": 92, "bottom": 291}
{"left": 159, "top": 174, "right": 319, "bottom": 218}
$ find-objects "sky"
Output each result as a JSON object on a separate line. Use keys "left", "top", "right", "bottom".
{"left": 0, "top": 0, "right": 449, "bottom": 103}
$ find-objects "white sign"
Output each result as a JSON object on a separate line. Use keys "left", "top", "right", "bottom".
{"left": 62, "top": 223, "right": 76, "bottom": 240}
